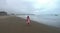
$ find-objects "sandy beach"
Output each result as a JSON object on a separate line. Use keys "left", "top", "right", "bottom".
{"left": 0, "top": 16, "right": 60, "bottom": 33}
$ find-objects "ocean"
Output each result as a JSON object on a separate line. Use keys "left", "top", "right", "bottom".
{"left": 17, "top": 14, "right": 60, "bottom": 28}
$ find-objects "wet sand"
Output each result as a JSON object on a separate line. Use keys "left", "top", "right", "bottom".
{"left": 0, "top": 16, "right": 60, "bottom": 33}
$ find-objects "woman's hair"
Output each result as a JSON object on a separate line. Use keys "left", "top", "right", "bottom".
{"left": 27, "top": 16, "right": 29, "bottom": 18}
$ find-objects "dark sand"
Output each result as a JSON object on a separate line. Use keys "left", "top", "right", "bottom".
{"left": 0, "top": 16, "right": 60, "bottom": 33}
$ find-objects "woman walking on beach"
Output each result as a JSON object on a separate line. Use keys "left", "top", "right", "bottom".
{"left": 26, "top": 16, "right": 31, "bottom": 25}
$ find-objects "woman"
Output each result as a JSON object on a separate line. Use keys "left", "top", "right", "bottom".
{"left": 26, "top": 16, "right": 31, "bottom": 25}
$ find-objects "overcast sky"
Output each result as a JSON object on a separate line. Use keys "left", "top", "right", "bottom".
{"left": 0, "top": 0, "right": 60, "bottom": 15}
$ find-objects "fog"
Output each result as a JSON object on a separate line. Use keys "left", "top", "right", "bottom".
{"left": 0, "top": 0, "right": 60, "bottom": 15}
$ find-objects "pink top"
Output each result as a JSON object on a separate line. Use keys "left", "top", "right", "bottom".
{"left": 26, "top": 16, "right": 30, "bottom": 23}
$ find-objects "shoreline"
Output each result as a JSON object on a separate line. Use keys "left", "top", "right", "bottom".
{"left": 17, "top": 15, "right": 60, "bottom": 28}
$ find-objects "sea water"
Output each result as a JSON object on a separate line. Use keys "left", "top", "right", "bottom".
{"left": 17, "top": 14, "right": 60, "bottom": 28}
